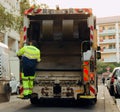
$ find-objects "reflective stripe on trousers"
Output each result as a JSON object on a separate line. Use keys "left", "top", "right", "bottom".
{"left": 21, "top": 73, "right": 35, "bottom": 96}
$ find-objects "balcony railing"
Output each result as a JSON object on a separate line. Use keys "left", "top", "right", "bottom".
{"left": 101, "top": 48, "right": 116, "bottom": 53}
{"left": 99, "top": 29, "right": 116, "bottom": 36}
{"left": 99, "top": 39, "right": 116, "bottom": 44}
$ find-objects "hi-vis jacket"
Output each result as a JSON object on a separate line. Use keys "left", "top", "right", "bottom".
{"left": 17, "top": 45, "right": 41, "bottom": 62}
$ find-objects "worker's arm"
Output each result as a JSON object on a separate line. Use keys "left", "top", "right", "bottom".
{"left": 37, "top": 50, "right": 41, "bottom": 62}
{"left": 16, "top": 46, "right": 25, "bottom": 56}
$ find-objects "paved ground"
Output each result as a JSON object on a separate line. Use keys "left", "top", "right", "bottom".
{"left": 116, "top": 99, "right": 120, "bottom": 111}
{"left": 8, "top": 84, "right": 120, "bottom": 112}
{"left": 99, "top": 84, "right": 120, "bottom": 112}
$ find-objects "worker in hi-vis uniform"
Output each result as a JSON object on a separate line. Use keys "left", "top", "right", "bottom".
{"left": 17, "top": 41, "right": 41, "bottom": 99}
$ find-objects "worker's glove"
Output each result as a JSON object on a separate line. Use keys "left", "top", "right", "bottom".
{"left": 17, "top": 55, "right": 22, "bottom": 60}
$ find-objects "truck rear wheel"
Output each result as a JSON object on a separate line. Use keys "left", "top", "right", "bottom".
{"left": 89, "top": 98, "right": 97, "bottom": 105}
{"left": 30, "top": 93, "right": 39, "bottom": 105}
{"left": 30, "top": 97, "right": 39, "bottom": 105}
{"left": 0, "top": 93, "right": 11, "bottom": 102}
{"left": 0, "top": 83, "right": 11, "bottom": 102}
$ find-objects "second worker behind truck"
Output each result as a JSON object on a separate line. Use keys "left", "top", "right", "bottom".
{"left": 17, "top": 40, "right": 41, "bottom": 99}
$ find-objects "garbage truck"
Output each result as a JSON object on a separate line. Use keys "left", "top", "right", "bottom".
{"left": 21, "top": 6, "right": 101, "bottom": 105}
{"left": 0, "top": 42, "right": 11, "bottom": 102}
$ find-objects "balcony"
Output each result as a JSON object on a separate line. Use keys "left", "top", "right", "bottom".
{"left": 99, "top": 39, "right": 116, "bottom": 44}
{"left": 101, "top": 48, "right": 116, "bottom": 53}
{"left": 99, "top": 29, "right": 116, "bottom": 36}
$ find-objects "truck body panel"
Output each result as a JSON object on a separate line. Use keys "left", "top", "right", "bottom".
{"left": 22, "top": 7, "right": 99, "bottom": 104}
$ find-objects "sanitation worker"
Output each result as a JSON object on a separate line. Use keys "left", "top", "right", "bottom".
{"left": 17, "top": 40, "right": 41, "bottom": 99}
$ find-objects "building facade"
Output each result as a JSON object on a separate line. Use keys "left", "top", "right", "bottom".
{"left": 96, "top": 16, "right": 120, "bottom": 63}
{"left": 0, "top": 0, "right": 20, "bottom": 56}
{"left": 0, "top": 0, "right": 21, "bottom": 81}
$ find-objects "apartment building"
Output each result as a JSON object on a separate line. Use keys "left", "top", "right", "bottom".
{"left": 0, "top": 0, "right": 20, "bottom": 55}
{"left": 0, "top": 0, "right": 20, "bottom": 81}
{"left": 96, "top": 16, "right": 120, "bottom": 63}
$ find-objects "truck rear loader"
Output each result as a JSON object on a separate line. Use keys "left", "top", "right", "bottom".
{"left": 21, "top": 6, "right": 101, "bottom": 105}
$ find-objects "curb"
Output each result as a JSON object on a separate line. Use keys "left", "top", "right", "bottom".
{"left": 116, "top": 99, "right": 120, "bottom": 111}
{"left": 104, "top": 86, "right": 120, "bottom": 112}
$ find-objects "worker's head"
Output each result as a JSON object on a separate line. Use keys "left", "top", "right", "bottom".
{"left": 27, "top": 40, "right": 37, "bottom": 46}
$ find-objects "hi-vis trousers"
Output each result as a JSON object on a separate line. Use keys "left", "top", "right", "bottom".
{"left": 21, "top": 73, "right": 35, "bottom": 96}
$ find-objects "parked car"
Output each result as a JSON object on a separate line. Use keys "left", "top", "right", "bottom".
{"left": 9, "top": 73, "right": 20, "bottom": 95}
{"left": 106, "top": 67, "right": 120, "bottom": 98}
{"left": 106, "top": 73, "right": 114, "bottom": 96}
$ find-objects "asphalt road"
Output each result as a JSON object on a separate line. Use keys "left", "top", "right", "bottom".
{"left": 0, "top": 85, "right": 119, "bottom": 112}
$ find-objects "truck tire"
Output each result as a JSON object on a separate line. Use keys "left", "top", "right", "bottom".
{"left": 0, "top": 93, "right": 10, "bottom": 102}
{"left": 4, "top": 83, "right": 11, "bottom": 102}
{"left": 0, "top": 83, "right": 11, "bottom": 102}
{"left": 30, "top": 97, "right": 39, "bottom": 105}
{"left": 30, "top": 93, "right": 39, "bottom": 105}
{"left": 90, "top": 97, "right": 97, "bottom": 105}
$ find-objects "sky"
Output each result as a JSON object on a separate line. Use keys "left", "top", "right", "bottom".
{"left": 30, "top": 0, "right": 120, "bottom": 18}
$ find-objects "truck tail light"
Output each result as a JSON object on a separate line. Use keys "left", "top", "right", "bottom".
{"left": 83, "top": 68, "right": 89, "bottom": 81}
{"left": 83, "top": 61, "right": 89, "bottom": 82}
{"left": 90, "top": 73, "right": 95, "bottom": 84}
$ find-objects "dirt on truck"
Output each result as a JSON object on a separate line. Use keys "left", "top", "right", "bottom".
{"left": 21, "top": 7, "right": 101, "bottom": 105}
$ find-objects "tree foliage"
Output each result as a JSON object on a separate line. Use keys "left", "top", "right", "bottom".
{"left": 18, "top": 1, "right": 49, "bottom": 32}
{"left": 97, "top": 61, "right": 120, "bottom": 74}
{"left": 0, "top": 1, "right": 30, "bottom": 33}
{"left": 17, "top": 0, "right": 30, "bottom": 32}
{"left": 0, "top": 1, "right": 49, "bottom": 33}
{"left": 20, "top": 0, "right": 30, "bottom": 16}
{"left": 37, "top": 3, "right": 49, "bottom": 9}
{"left": 0, "top": 4, "right": 15, "bottom": 31}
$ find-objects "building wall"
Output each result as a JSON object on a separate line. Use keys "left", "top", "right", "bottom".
{"left": 0, "top": 0, "right": 20, "bottom": 56}
{"left": 97, "top": 16, "right": 120, "bottom": 63}
{"left": 0, "top": 0, "right": 20, "bottom": 79}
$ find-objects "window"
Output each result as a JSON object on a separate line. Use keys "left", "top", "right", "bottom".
{"left": 109, "top": 44, "right": 115, "bottom": 49}
{"left": 114, "top": 69, "right": 120, "bottom": 77}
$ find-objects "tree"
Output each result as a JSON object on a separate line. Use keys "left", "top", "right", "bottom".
{"left": 0, "top": 1, "right": 49, "bottom": 33}
{"left": 18, "top": 1, "right": 49, "bottom": 32}
{"left": 38, "top": 3, "right": 49, "bottom": 9}
{"left": 20, "top": 0, "right": 30, "bottom": 16}
{"left": 97, "top": 61, "right": 106, "bottom": 74}
{"left": 97, "top": 61, "right": 119, "bottom": 74}
{"left": 0, "top": 0, "right": 31, "bottom": 33}
{"left": 0, "top": 4, "right": 15, "bottom": 31}
{"left": 16, "top": 0, "right": 30, "bottom": 32}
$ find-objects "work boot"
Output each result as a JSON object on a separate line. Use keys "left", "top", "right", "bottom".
{"left": 22, "top": 95, "right": 30, "bottom": 99}
{"left": 17, "top": 94, "right": 24, "bottom": 99}
{"left": 28, "top": 94, "right": 31, "bottom": 98}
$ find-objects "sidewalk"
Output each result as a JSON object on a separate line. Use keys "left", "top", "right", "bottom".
{"left": 99, "top": 85, "right": 120, "bottom": 112}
